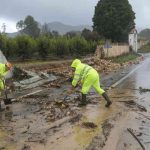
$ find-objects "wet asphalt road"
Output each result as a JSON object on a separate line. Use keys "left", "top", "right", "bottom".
{"left": 101, "top": 55, "right": 150, "bottom": 150}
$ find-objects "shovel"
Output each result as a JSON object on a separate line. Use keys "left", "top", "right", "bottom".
{"left": 2, "top": 80, "right": 12, "bottom": 105}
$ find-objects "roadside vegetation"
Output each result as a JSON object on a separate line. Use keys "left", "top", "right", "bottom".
{"left": 0, "top": 33, "right": 97, "bottom": 61}
{"left": 138, "top": 42, "right": 150, "bottom": 53}
{"left": 111, "top": 53, "right": 139, "bottom": 64}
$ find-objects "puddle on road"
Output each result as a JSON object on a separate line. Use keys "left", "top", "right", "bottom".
{"left": 0, "top": 102, "right": 40, "bottom": 150}
{"left": 47, "top": 100, "right": 121, "bottom": 150}
{"left": 74, "top": 104, "right": 113, "bottom": 145}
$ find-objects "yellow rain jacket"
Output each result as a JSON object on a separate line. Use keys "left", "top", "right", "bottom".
{"left": 0, "top": 63, "right": 8, "bottom": 90}
{"left": 71, "top": 59, "right": 105, "bottom": 95}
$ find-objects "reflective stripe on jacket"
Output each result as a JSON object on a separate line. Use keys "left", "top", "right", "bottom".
{"left": 72, "top": 63, "right": 92, "bottom": 87}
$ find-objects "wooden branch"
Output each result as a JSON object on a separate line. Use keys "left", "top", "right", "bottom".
{"left": 127, "top": 128, "right": 145, "bottom": 150}
{"left": 137, "top": 112, "right": 150, "bottom": 121}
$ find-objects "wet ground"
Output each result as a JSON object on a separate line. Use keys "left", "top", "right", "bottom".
{"left": 89, "top": 55, "right": 150, "bottom": 150}
{"left": 0, "top": 55, "right": 150, "bottom": 150}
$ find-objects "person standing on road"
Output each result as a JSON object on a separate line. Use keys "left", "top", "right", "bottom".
{"left": 0, "top": 62, "right": 12, "bottom": 111}
{"left": 71, "top": 59, "right": 112, "bottom": 107}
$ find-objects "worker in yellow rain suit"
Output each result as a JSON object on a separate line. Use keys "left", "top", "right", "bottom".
{"left": 0, "top": 62, "right": 12, "bottom": 111}
{"left": 71, "top": 59, "right": 112, "bottom": 107}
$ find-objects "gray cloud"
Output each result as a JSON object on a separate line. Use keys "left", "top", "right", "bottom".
{"left": 0, "top": 0, "right": 150, "bottom": 32}
{"left": 129, "top": 0, "right": 150, "bottom": 29}
{"left": 0, "top": 0, "right": 98, "bottom": 25}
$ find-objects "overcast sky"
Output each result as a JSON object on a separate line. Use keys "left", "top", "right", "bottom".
{"left": 0, "top": 0, "right": 150, "bottom": 33}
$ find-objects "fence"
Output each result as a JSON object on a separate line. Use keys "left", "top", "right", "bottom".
{"left": 95, "top": 44, "right": 129, "bottom": 58}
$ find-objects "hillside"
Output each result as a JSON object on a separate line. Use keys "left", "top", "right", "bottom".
{"left": 6, "top": 22, "right": 92, "bottom": 37}
{"left": 139, "top": 28, "right": 150, "bottom": 39}
{"left": 47, "top": 22, "right": 92, "bottom": 34}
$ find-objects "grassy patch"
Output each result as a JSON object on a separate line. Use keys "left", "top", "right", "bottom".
{"left": 138, "top": 43, "right": 150, "bottom": 53}
{"left": 111, "top": 53, "right": 139, "bottom": 64}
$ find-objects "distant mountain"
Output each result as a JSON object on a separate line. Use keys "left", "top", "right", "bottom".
{"left": 139, "top": 29, "right": 150, "bottom": 40}
{"left": 6, "top": 22, "right": 92, "bottom": 37}
{"left": 6, "top": 32, "right": 20, "bottom": 38}
{"left": 47, "top": 22, "right": 92, "bottom": 34}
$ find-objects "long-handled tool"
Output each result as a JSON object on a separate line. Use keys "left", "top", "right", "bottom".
{"left": 2, "top": 79, "right": 12, "bottom": 105}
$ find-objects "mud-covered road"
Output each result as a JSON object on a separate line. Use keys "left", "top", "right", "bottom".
{"left": 0, "top": 55, "right": 150, "bottom": 150}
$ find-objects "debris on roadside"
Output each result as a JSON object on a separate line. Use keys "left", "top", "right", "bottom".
{"left": 81, "top": 122, "right": 97, "bottom": 129}
{"left": 21, "top": 144, "right": 31, "bottom": 150}
{"left": 127, "top": 128, "right": 145, "bottom": 150}
{"left": 84, "top": 57, "right": 121, "bottom": 73}
{"left": 139, "top": 87, "right": 150, "bottom": 93}
{"left": 117, "top": 100, "right": 147, "bottom": 112}
{"left": 13, "top": 66, "right": 31, "bottom": 81}
{"left": 0, "top": 146, "right": 5, "bottom": 150}
{"left": 0, "top": 54, "right": 145, "bottom": 150}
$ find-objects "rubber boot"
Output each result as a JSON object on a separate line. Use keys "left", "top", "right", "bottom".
{"left": 78, "top": 94, "right": 87, "bottom": 107}
{"left": 102, "top": 92, "right": 112, "bottom": 107}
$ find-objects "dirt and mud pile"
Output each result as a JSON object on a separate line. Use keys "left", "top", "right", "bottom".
{"left": 13, "top": 66, "right": 31, "bottom": 81}
{"left": 84, "top": 57, "right": 121, "bottom": 73}
{"left": 15, "top": 58, "right": 121, "bottom": 79}
{"left": 12, "top": 56, "right": 143, "bottom": 90}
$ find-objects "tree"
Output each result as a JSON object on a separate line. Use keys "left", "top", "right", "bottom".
{"left": 16, "top": 20, "right": 24, "bottom": 34}
{"left": 93, "top": 0, "right": 135, "bottom": 42}
{"left": 52, "top": 30, "right": 59, "bottom": 37}
{"left": 41, "top": 23, "right": 52, "bottom": 37}
{"left": 81, "top": 28, "right": 91, "bottom": 40}
{"left": 65, "top": 31, "right": 79, "bottom": 38}
{"left": 6, "top": 38, "right": 18, "bottom": 58}
{"left": 0, "top": 33, "right": 7, "bottom": 54}
{"left": 81, "top": 28, "right": 100, "bottom": 41}
{"left": 16, "top": 35, "right": 36, "bottom": 60}
{"left": 37, "top": 36, "right": 49, "bottom": 59}
{"left": 16, "top": 15, "right": 40, "bottom": 38}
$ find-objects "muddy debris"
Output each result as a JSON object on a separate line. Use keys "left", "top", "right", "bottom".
{"left": 54, "top": 100, "right": 69, "bottom": 108}
{"left": 102, "top": 120, "right": 114, "bottom": 141}
{"left": 45, "top": 105, "right": 77, "bottom": 122}
{"left": 69, "top": 114, "right": 82, "bottom": 124}
{"left": 42, "top": 80, "right": 62, "bottom": 88}
{"left": 0, "top": 147, "right": 5, "bottom": 150}
{"left": 117, "top": 100, "right": 147, "bottom": 112}
{"left": 139, "top": 86, "right": 150, "bottom": 93}
{"left": 24, "top": 94, "right": 49, "bottom": 99}
{"left": 21, "top": 144, "right": 31, "bottom": 150}
{"left": 137, "top": 112, "right": 150, "bottom": 121}
{"left": 127, "top": 128, "right": 145, "bottom": 150}
{"left": 85, "top": 57, "right": 121, "bottom": 73}
{"left": 87, "top": 119, "right": 114, "bottom": 150}
{"left": 81, "top": 122, "right": 97, "bottom": 129}
{"left": 13, "top": 66, "right": 31, "bottom": 81}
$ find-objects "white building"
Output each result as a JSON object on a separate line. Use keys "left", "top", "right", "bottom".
{"left": 128, "top": 29, "right": 138, "bottom": 52}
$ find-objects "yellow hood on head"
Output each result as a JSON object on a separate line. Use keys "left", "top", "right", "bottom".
{"left": 71, "top": 59, "right": 81, "bottom": 68}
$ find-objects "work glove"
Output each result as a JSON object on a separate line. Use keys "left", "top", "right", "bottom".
{"left": 68, "top": 77, "right": 73, "bottom": 82}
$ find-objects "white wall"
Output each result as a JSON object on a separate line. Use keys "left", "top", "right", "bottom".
{"left": 129, "top": 32, "right": 137, "bottom": 52}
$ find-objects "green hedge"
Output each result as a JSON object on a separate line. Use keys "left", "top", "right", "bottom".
{"left": 0, "top": 34, "right": 97, "bottom": 61}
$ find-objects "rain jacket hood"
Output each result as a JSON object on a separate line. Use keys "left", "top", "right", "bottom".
{"left": 71, "top": 59, "right": 81, "bottom": 68}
